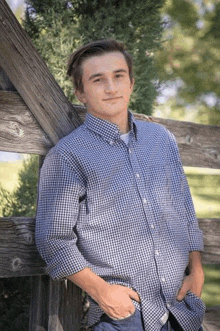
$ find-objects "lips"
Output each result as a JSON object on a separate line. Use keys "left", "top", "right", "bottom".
{"left": 103, "top": 97, "right": 122, "bottom": 101}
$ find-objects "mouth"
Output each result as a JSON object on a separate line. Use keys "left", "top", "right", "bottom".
{"left": 103, "top": 97, "right": 122, "bottom": 101}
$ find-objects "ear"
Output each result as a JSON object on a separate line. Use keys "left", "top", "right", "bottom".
{"left": 130, "top": 78, "right": 135, "bottom": 92}
{"left": 75, "top": 89, "right": 86, "bottom": 104}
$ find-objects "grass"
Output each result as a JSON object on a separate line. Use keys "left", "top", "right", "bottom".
{"left": 184, "top": 166, "right": 220, "bottom": 307}
{"left": 184, "top": 167, "right": 220, "bottom": 219}
{"left": 0, "top": 161, "right": 219, "bottom": 307}
{"left": 202, "top": 265, "right": 220, "bottom": 307}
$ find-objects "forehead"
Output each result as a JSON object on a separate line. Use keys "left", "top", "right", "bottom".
{"left": 81, "top": 52, "right": 128, "bottom": 78}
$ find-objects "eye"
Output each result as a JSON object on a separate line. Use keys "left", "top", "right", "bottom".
{"left": 115, "top": 74, "right": 123, "bottom": 79}
{"left": 93, "top": 77, "right": 103, "bottom": 83}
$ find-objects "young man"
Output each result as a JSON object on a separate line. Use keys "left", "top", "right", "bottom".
{"left": 36, "top": 39, "right": 205, "bottom": 331}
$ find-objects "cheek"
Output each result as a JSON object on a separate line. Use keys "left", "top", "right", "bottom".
{"left": 124, "top": 87, "right": 133, "bottom": 100}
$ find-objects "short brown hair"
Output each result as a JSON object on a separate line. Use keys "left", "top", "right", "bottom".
{"left": 67, "top": 39, "right": 133, "bottom": 92}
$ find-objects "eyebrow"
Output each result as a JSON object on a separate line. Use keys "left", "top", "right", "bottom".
{"left": 89, "top": 69, "right": 128, "bottom": 81}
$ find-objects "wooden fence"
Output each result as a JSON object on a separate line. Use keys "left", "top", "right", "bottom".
{"left": 0, "top": 0, "right": 220, "bottom": 330}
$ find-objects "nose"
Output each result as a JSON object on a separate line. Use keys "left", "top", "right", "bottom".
{"left": 105, "top": 79, "right": 116, "bottom": 94}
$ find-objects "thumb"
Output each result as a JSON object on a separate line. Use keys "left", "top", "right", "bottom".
{"left": 126, "top": 288, "right": 140, "bottom": 302}
{"left": 176, "top": 281, "right": 189, "bottom": 301}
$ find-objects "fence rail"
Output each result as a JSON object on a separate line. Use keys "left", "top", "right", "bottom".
{"left": 1, "top": 91, "right": 220, "bottom": 169}
{"left": 0, "top": 217, "right": 219, "bottom": 279}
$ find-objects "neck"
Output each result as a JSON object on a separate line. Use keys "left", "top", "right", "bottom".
{"left": 107, "top": 113, "right": 129, "bottom": 134}
{"left": 117, "top": 116, "right": 129, "bottom": 134}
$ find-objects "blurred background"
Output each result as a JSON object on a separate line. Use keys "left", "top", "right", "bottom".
{"left": 0, "top": 0, "right": 219, "bottom": 330}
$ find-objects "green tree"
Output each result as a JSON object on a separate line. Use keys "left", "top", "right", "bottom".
{"left": 70, "top": 0, "right": 165, "bottom": 114}
{"left": 0, "top": 155, "right": 39, "bottom": 217}
{"left": 23, "top": 0, "right": 165, "bottom": 115}
{"left": 23, "top": 0, "right": 80, "bottom": 102}
{"left": 154, "top": 0, "right": 220, "bottom": 125}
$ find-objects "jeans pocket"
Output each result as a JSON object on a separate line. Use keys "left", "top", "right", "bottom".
{"left": 93, "top": 309, "right": 145, "bottom": 331}
{"left": 104, "top": 308, "right": 137, "bottom": 324}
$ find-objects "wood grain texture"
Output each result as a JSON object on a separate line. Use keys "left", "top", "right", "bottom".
{"left": 0, "top": 0, "right": 82, "bottom": 145}
{"left": 48, "top": 279, "right": 82, "bottom": 331}
{"left": 29, "top": 275, "right": 50, "bottom": 331}
{"left": 0, "top": 91, "right": 53, "bottom": 154}
{"left": 203, "top": 306, "right": 220, "bottom": 331}
{"left": 199, "top": 219, "right": 220, "bottom": 265}
{"left": 135, "top": 113, "right": 220, "bottom": 169}
{"left": 29, "top": 276, "right": 82, "bottom": 331}
{"left": 0, "top": 217, "right": 219, "bottom": 278}
{"left": 0, "top": 217, "right": 46, "bottom": 277}
{"left": 1, "top": 93, "right": 220, "bottom": 168}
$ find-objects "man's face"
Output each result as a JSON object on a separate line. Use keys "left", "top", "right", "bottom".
{"left": 75, "top": 52, "right": 134, "bottom": 123}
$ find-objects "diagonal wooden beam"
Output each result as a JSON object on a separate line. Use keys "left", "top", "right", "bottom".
{"left": 0, "top": 0, "right": 82, "bottom": 145}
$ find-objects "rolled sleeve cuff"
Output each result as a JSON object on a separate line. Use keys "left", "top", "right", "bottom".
{"left": 45, "top": 244, "right": 89, "bottom": 281}
{"left": 188, "top": 225, "right": 204, "bottom": 252}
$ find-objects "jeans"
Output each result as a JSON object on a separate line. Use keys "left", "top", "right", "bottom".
{"left": 92, "top": 309, "right": 204, "bottom": 331}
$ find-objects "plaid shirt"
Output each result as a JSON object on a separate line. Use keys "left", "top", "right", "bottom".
{"left": 36, "top": 112, "right": 205, "bottom": 331}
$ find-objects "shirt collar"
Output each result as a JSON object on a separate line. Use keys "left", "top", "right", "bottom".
{"left": 84, "top": 111, "right": 137, "bottom": 144}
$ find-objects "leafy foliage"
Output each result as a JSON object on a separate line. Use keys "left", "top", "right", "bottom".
{"left": 23, "top": 0, "right": 165, "bottom": 114}
{"left": 154, "top": 0, "right": 220, "bottom": 124}
{"left": 23, "top": 1, "right": 80, "bottom": 102}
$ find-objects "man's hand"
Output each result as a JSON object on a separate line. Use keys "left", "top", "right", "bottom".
{"left": 96, "top": 284, "right": 140, "bottom": 320}
{"left": 176, "top": 271, "right": 204, "bottom": 301}
{"left": 177, "top": 251, "right": 204, "bottom": 301}
{"left": 67, "top": 268, "right": 140, "bottom": 319}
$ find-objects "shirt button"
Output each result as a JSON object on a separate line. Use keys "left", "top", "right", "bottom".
{"left": 150, "top": 224, "right": 155, "bottom": 229}
{"left": 167, "top": 303, "right": 171, "bottom": 308}
{"left": 109, "top": 141, "right": 114, "bottom": 145}
{"left": 143, "top": 198, "right": 147, "bottom": 204}
{"left": 161, "top": 277, "right": 166, "bottom": 283}
{"left": 155, "top": 250, "right": 159, "bottom": 256}
{"left": 136, "top": 173, "right": 140, "bottom": 178}
{"left": 128, "top": 148, "right": 132, "bottom": 154}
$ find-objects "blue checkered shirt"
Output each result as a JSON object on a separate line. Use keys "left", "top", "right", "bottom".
{"left": 36, "top": 111, "right": 205, "bottom": 331}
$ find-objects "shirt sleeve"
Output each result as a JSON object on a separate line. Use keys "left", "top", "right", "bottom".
{"left": 166, "top": 130, "right": 204, "bottom": 252}
{"left": 35, "top": 148, "right": 89, "bottom": 280}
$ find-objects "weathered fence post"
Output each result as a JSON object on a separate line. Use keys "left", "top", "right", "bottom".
{"left": 0, "top": 1, "right": 83, "bottom": 330}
